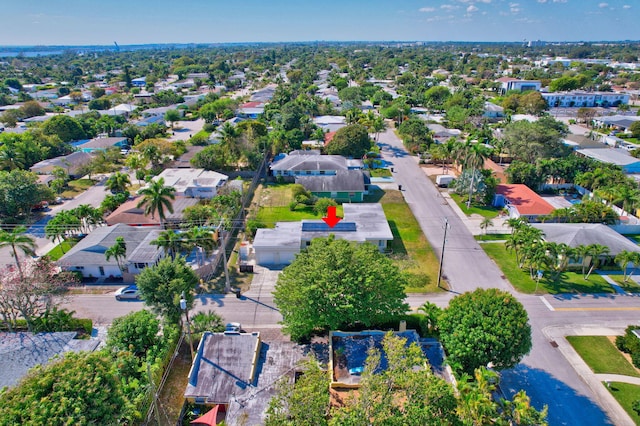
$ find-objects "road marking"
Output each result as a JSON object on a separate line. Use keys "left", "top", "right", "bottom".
{"left": 554, "top": 307, "right": 640, "bottom": 312}
{"left": 540, "top": 296, "right": 555, "bottom": 311}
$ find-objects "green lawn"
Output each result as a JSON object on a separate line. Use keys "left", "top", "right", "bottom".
{"left": 61, "top": 179, "right": 96, "bottom": 198}
{"left": 482, "top": 243, "right": 613, "bottom": 294}
{"left": 567, "top": 336, "right": 640, "bottom": 377}
{"left": 607, "top": 274, "right": 640, "bottom": 293}
{"left": 449, "top": 192, "right": 501, "bottom": 219}
{"left": 369, "top": 168, "right": 392, "bottom": 178}
{"left": 377, "top": 189, "right": 441, "bottom": 293}
{"left": 46, "top": 240, "right": 78, "bottom": 261}
{"left": 606, "top": 382, "right": 640, "bottom": 425}
{"left": 254, "top": 183, "right": 346, "bottom": 225}
{"left": 475, "top": 234, "right": 510, "bottom": 241}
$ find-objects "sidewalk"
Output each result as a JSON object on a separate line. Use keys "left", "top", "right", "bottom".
{"left": 544, "top": 325, "right": 636, "bottom": 426}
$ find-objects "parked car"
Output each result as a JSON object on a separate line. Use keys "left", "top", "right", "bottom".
{"left": 115, "top": 285, "right": 141, "bottom": 301}
{"left": 31, "top": 201, "right": 49, "bottom": 211}
{"left": 225, "top": 322, "right": 241, "bottom": 333}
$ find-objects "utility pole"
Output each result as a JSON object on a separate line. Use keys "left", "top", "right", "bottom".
{"left": 180, "top": 292, "right": 194, "bottom": 361}
{"left": 221, "top": 230, "right": 231, "bottom": 293}
{"left": 437, "top": 218, "right": 450, "bottom": 289}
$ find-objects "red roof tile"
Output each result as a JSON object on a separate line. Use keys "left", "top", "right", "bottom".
{"left": 496, "top": 184, "right": 554, "bottom": 216}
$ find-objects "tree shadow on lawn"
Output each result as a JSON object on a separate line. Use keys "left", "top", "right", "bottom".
{"left": 387, "top": 220, "right": 407, "bottom": 255}
{"left": 500, "top": 364, "right": 614, "bottom": 426}
{"left": 540, "top": 272, "right": 614, "bottom": 295}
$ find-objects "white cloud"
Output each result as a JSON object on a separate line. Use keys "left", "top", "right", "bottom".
{"left": 510, "top": 2, "right": 521, "bottom": 13}
{"left": 419, "top": 7, "right": 436, "bottom": 12}
{"left": 537, "top": 0, "right": 547, "bottom": 3}
{"left": 553, "top": 0, "right": 568, "bottom": 3}
{"left": 623, "top": 4, "right": 631, "bottom": 8}
{"left": 599, "top": 2, "right": 608, "bottom": 7}
{"left": 441, "top": 4, "right": 459, "bottom": 11}
{"left": 467, "top": 5, "right": 479, "bottom": 13}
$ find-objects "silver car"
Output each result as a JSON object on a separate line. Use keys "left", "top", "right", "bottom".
{"left": 115, "top": 285, "right": 141, "bottom": 301}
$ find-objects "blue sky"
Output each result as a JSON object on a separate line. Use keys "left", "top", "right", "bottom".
{"left": 1, "top": 0, "right": 638, "bottom": 45}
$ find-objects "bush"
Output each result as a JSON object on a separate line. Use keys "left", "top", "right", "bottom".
{"left": 313, "top": 197, "right": 337, "bottom": 215}
{"left": 31, "top": 308, "right": 92, "bottom": 335}
{"left": 246, "top": 219, "right": 266, "bottom": 238}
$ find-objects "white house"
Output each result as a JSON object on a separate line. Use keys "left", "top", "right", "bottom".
{"left": 253, "top": 203, "right": 393, "bottom": 266}
{"left": 542, "top": 91, "right": 629, "bottom": 108}
{"left": 497, "top": 78, "right": 541, "bottom": 95}
{"left": 58, "top": 224, "right": 163, "bottom": 279}
{"left": 151, "top": 168, "right": 228, "bottom": 199}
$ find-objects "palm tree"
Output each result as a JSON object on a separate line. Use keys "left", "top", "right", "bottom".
{"left": 0, "top": 226, "right": 36, "bottom": 279}
{"left": 584, "top": 244, "right": 610, "bottom": 280}
{"left": 504, "top": 217, "right": 527, "bottom": 235}
{"left": 105, "top": 236, "right": 127, "bottom": 273}
{"left": 479, "top": 218, "right": 493, "bottom": 235}
{"left": 136, "top": 177, "right": 176, "bottom": 227}
{"left": 125, "top": 153, "right": 147, "bottom": 184}
{"left": 151, "top": 230, "right": 186, "bottom": 260}
{"left": 462, "top": 141, "right": 491, "bottom": 209}
{"left": 44, "top": 216, "right": 66, "bottom": 252}
{"left": 613, "top": 185, "right": 640, "bottom": 216}
{"left": 105, "top": 171, "right": 131, "bottom": 194}
{"left": 188, "top": 227, "right": 217, "bottom": 265}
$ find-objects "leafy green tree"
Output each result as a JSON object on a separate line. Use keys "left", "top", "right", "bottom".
{"left": 439, "top": 288, "right": 532, "bottom": 374}
{"left": 190, "top": 143, "right": 231, "bottom": 170}
{"left": 329, "top": 332, "right": 460, "bottom": 426}
{"left": 325, "top": 124, "right": 371, "bottom": 158}
{"left": 0, "top": 169, "right": 52, "bottom": 222}
{"left": 0, "top": 225, "right": 36, "bottom": 279}
{"left": 266, "top": 357, "right": 330, "bottom": 426}
{"left": 274, "top": 237, "right": 409, "bottom": 341}
{"left": 135, "top": 256, "right": 198, "bottom": 324}
{"left": 136, "top": 177, "right": 176, "bottom": 225}
{"left": 151, "top": 230, "right": 187, "bottom": 260}
{"left": 0, "top": 351, "right": 133, "bottom": 424}
{"left": 105, "top": 171, "right": 131, "bottom": 194}
{"left": 164, "top": 109, "right": 181, "bottom": 129}
{"left": 106, "top": 309, "right": 160, "bottom": 357}
{"left": 398, "top": 118, "right": 433, "bottom": 153}
{"left": 313, "top": 197, "right": 337, "bottom": 215}
{"left": 41, "top": 115, "right": 87, "bottom": 142}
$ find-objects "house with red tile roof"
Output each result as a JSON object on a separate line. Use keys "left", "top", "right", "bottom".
{"left": 494, "top": 184, "right": 554, "bottom": 222}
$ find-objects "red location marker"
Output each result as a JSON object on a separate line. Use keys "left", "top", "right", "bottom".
{"left": 322, "top": 205, "right": 342, "bottom": 228}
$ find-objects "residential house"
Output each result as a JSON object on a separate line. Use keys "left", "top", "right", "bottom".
{"left": 58, "top": 223, "right": 163, "bottom": 279}
{"left": 184, "top": 331, "right": 303, "bottom": 426}
{"left": 269, "top": 150, "right": 363, "bottom": 177}
{"left": 171, "top": 145, "right": 205, "bottom": 168}
{"left": 253, "top": 203, "right": 393, "bottom": 266}
{"left": 76, "top": 136, "right": 128, "bottom": 153}
{"left": 30, "top": 151, "right": 93, "bottom": 178}
{"left": 131, "top": 77, "right": 146, "bottom": 88}
{"left": 483, "top": 101, "right": 505, "bottom": 119}
{"left": 575, "top": 148, "right": 640, "bottom": 173}
{"left": 531, "top": 223, "right": 640, "bottom": 257}
{"left": 236, "top": 101, "right": 264, "bottom": 119}
{"left": 329, "top": 330, "right": 448, "bottom": 389}
{"left": 294, "top": 170, "right": 367, "bottom": 202}
{"left": 313, "top": 115, "right": 347, "bottom": 133}
{"left": 593, "top": 115, "right": 640, "bottom": 132}
{"left": 250, "top": 84, "right": 276, "bottom": 102}
{"left": 105, "top": 196, "right": 200, "bottom": 226}
{"left": 494, "top": 184, "right": 555, "bottom": 222}
{"left": 497, "top": 77, "right": 541, "bottom": 95}
{"left": 150, "top": 168, "right": 228, "bottom": 199}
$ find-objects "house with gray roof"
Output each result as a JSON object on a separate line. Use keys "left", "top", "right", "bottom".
{"left": 58, "top": 223, "right": 163, "bottom": 279}
{"left": 269, "top": 150, "right": 363, "bottom": 177}
{"left": 575, "top": 147, "right": 640, "bottom": 173}
{"left": 185, "top": 331, "right": 303, "bottom": 426}
{"left": 30, "top": 151, "right": 93, "bottom": 178}
{"left": 295, "top": 170, "right": 367, "bottom": 202}
{"left": 531, "top": 223, "right": 640, "bottom": 257}
{"left": 77, "top": 136, "right": 128, "bottom": 153}
{"left": 150, "top": 168, "right": 228, "bottom": 199}
{"left": 253, "top": 203, "right": 393, "bottom": 266}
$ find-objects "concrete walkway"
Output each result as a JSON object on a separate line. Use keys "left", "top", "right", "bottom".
{"left": 596, "top": 374, "right": 640, "bottom": 386}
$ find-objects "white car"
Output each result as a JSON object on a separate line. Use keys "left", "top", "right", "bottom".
{"left": 115, "top": 285, "right": 141, "bottom": 301}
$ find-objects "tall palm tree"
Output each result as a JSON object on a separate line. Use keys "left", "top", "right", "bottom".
{"left": 0, "top": 226, "right": 36, "bottom": 279}
{"left": 479, "top": 218, "right": 493, "bottom": 235}
{"left": 462, "top": 141, "right": 491, "bottom": 209}
{"left": 105, "top": 236, "right": 127, "bottom": 273}
{"left": 136, "top": 177, "right": 176, "bottom": 227}
{"left": 584, "top": 244, "right": 610, "bottom": 280}
{"left": 151, "top": 230, "right": 186, "bottom": 260}
{"left": 615, "top": 250, "right": 636, "bottom": 283}
{"left": 44, "top": 216, "right": 66, "bottom": 252}
{"left": 188, "top": 227, "right": 216, "bottom": 265}
{"left": 105, "top": 171, "right": 131, "bottom": 194}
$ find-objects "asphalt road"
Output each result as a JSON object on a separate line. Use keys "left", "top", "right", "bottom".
{"left": 376, "top": 127, "right": 638, "bottom": 425}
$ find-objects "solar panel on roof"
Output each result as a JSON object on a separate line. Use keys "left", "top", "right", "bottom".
{"left": 302, "top": 222, "right": 357, "bottom": 232}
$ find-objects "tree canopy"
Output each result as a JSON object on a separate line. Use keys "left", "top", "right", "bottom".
{"left": 439, "top": 288, "right": 532, "bottom": 374}
{"left": 135, "top": 256, "right": 199, "bottom": 324}
{"left": 325, "top": 124, "right": 372, "bottom": 158}
{"left": 273, "top": 237, "right": 409, "bottom": 341}
{"left": 0, "top": 351, "right": 133, "bottom": 424}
